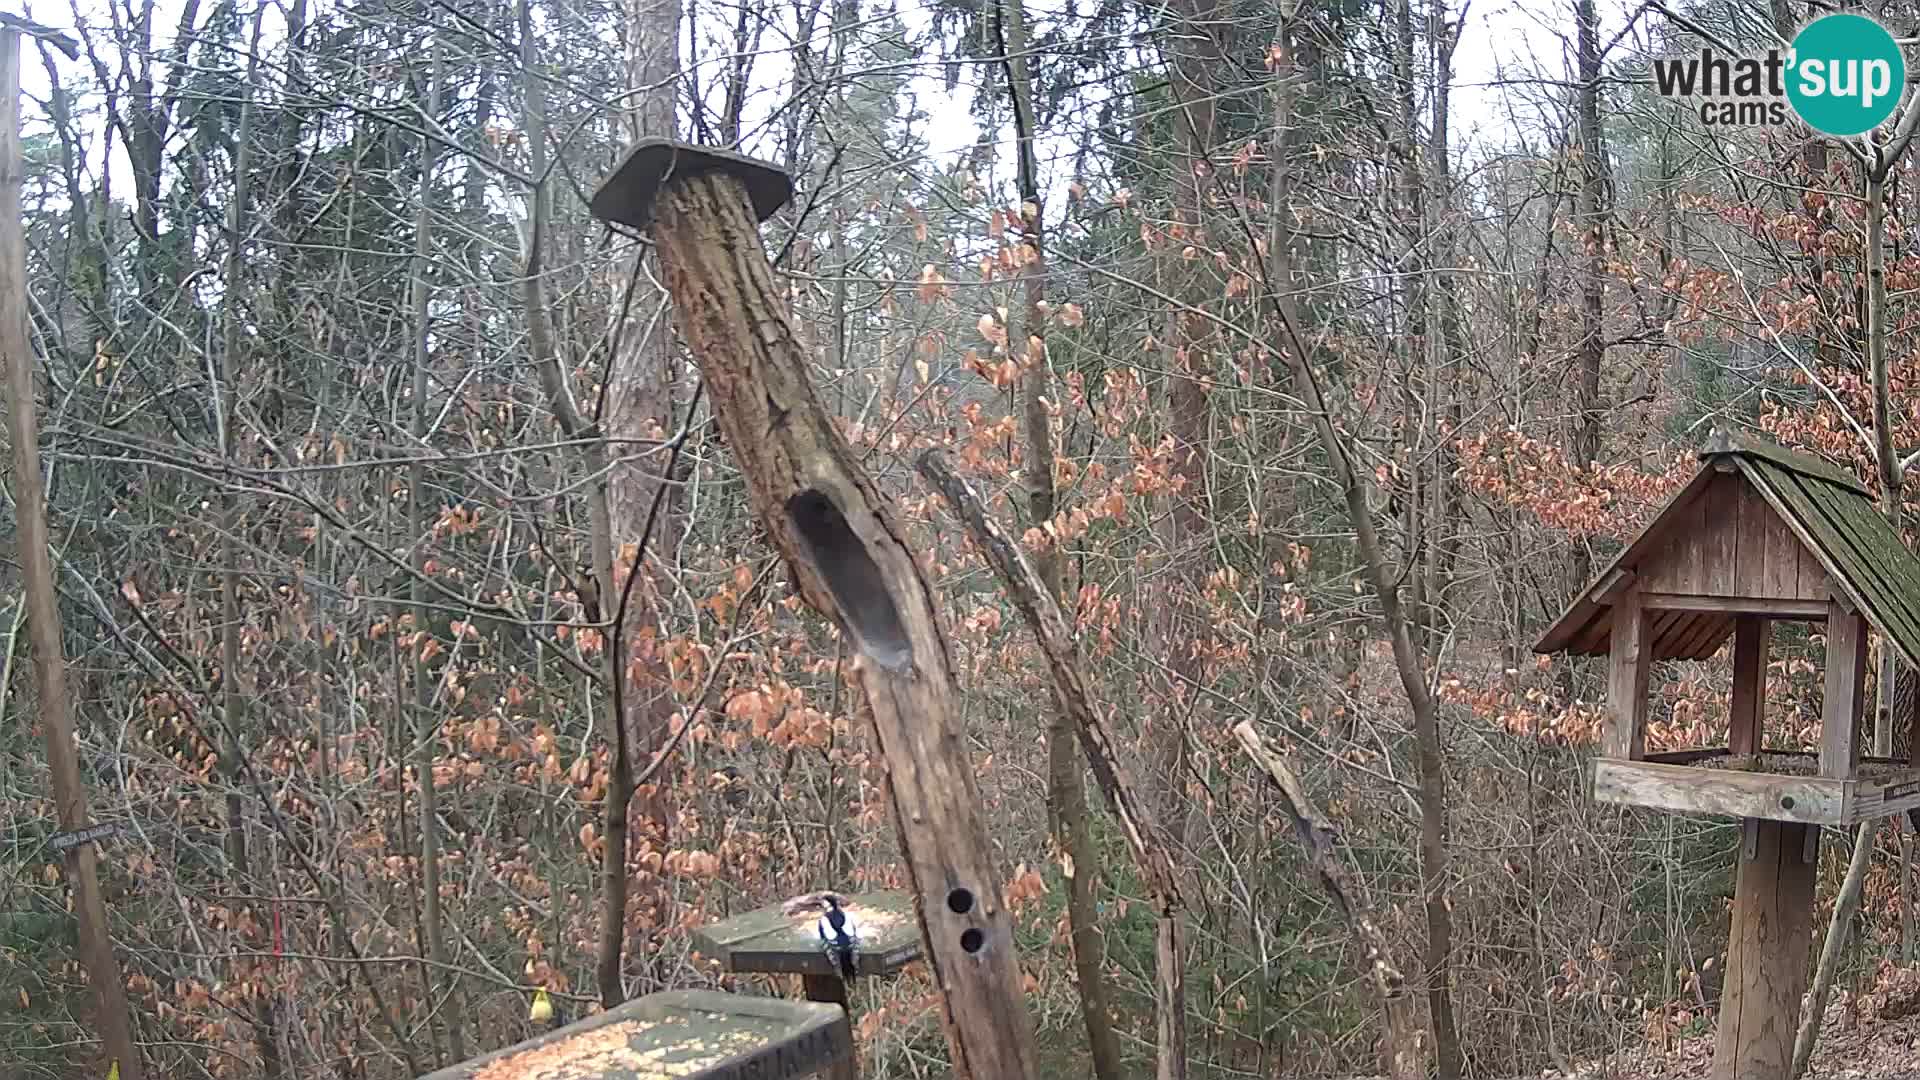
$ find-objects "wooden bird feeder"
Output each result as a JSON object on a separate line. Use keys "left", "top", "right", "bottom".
{"left": 587, "top": 138, "right": 1039, "bottom": 1079}
{"left": 1536, "top": 429, "right": 1920, "bottom": 1080}
{"left": 693, "top": 892, "right": 921, "bottom": 1080}
{"left": 417, "top": 989, "right": 851, "bottom": 1080}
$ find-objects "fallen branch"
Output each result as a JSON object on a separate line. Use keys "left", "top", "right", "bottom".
{"left": 916, "top": 450, "right": 1187, "bottom": 1080}
{"left": 1231, "top": 720, "right": 1424, "bottom": 1080}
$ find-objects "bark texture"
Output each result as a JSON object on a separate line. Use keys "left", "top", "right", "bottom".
{"left": 650, "top": 168, "right": 1039, "bottom": 1080}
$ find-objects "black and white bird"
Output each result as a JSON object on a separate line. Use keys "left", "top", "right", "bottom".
{"left": 815, "top": 895, "right": 860, "bottom": 980}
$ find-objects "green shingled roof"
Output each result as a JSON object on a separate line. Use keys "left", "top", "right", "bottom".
{"left": 1535, "top": 429, "right": 1920, "bottom": 668}
{"left": 1710, "top": 430, "right": 1920, "bottom": 671}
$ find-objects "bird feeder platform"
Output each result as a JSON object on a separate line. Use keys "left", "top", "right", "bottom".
{"left": 692, "top": 892, "right": 919, "bottom": 1080}
{"left": 691, "top": 892, "right": 921, "bottom": 982}
{"left": 416, "top": 989, "right": 851, "bottom": 1080}
{"left": 1536, "top": 430, "right": 1920, "bottom": 1080}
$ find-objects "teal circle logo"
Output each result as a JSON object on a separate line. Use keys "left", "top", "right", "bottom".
{"left": 1787, "top": 14, "right": 1906, "bottom": 136}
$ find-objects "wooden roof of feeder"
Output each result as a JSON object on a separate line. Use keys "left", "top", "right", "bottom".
{"left": 1535, "top": 429, "right": 1920, "bottom": 669}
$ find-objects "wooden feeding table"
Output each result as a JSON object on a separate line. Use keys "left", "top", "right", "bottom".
{"left": 1536, "top": 429, "right": 1920, "bottom": 1080}
{"left": 692, "top": 892, "right": 920, "bottom": 1080}
{"left": 416, "top": 989, "right": 851, "bottom": 1080}
{"left": 692, "top": 892, "right": 921, "bottom": 998}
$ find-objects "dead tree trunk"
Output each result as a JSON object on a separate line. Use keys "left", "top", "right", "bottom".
{"left": 591, "top": 140, "right": 1039, "bottom": 1080}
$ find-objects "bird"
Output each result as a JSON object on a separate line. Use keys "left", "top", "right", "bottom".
{"left": 573, "top": 566, "right": 602, "bottom": 625}
{"left": 816, "top": 895, "right": 860, "bottom": 980}
{"left": 529, "top": 987, "right": 556, "bottom": 1027}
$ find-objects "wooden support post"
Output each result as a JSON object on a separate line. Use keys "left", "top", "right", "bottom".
{"left": 589, "top": 139, "right": 1038, "bottom": 1080}
{"left": 1605, "top": 590, "right": 1650, "bottom": 760}
{"left": 1822, "top": 601, "right": 1869, "bottom": 778}
{"left": 1730, "top": 616, "right": 1769, "bottom": 755}
{"left": 800, "top": 976, "right": 856, "bottom": 1080}
{"left": 1712, "top": 819, "right": 1819, "bottom": 1080}
{"left": 0, "top": 29, "right": 144, "bottom": 1080}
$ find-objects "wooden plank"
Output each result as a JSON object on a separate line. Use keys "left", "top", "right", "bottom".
{"left": 1637, "top": 594, "right": 1828, "bottom": 618}
{"left": 801, "top": 977, "right": 857, "bottom": 1080}
{"left": 1822, "top": 602, "right": 1868, "bottom": 779}
{"left": 1653, "top": 610, "right": 1698, "bottom": 661}
{"left": 1586, "top": 567, "right": 1635, "bottom": 605}
{"left": 1734, "top": 475, "right": 1763, "bottom": 594}
{"left": 1763, "top": 507, "right": 1803, "bottom": 600}
{"left": 1712, "top": 820, "right": 1819, "bottom": 1080}
{"left": 1705, "top": 474, "right": 1740, "bottom": 595}
{"left": 1730, "top": 617, "right": 1769, "bottom": 755}
{"left": 1674, "top": 611, "right": 1732, "bottom": 660}
{"left": 1794, "top": 537, "right": 1830, "bottom": 601}
{"left": 1591, "top": 759, "right": 1848, "bottom": 824}
{"left": 1645, "top": 748, "right": 1736, "bottom": 765}
{"left": 1572, "top": 616, "right": 1611, "bottom": 656}
{"left": 1606, "top": 591, "right": 1651, "bottom": 760}
{"left": 1775, "top": 469, "right": 1920, "bottom": 671}
{"left": 1706, "top": 428, "right": 1873, "bottom": 495}
{"left": 1643, "top": 490, "right": 1710, "bottom": 595}
{"left": 1849, "top": 768, "right": 1920, "bottom": 823}
{"left": 419, "top": 989, "right": 853, "bottom": 1080}
{"left": 1795, "top": 475, "right": 1913, "bottom": 627}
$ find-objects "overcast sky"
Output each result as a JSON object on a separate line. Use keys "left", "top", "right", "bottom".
{"left": 10, "top": 0, "right": 1644, "bottom": 215}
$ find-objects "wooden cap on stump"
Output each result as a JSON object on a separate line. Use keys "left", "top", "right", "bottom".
{"left": 589, "top": 138, "right": 793, "bottom": 232}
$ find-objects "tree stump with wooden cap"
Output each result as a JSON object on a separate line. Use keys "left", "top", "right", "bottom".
{"left": 587, "top": 138, "right": 1039, "bottom": 1080}
{"left": 693, "top": 891, "right": 921, "bottom": 1080}
{"left": 417, "top": 989, "right": 850, "bottom": 1080}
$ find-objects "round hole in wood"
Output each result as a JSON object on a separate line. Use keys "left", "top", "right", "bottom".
{"left": 1780, "top": 796, "right": 1796, "bottom": 810}
{"left": 947, "top": 888, "right": 974, "bottom": 915}
{"left": 960, "top": 928, "right": 985, "bottom": 954}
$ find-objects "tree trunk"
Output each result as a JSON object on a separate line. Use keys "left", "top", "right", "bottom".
{"left": 1571, "top": 0, "right": 1606, "bottom": 590}
{"left": 0, "top": 28, "right": 145, "bottom": 1080}
{"left": 996, "top": 0, "right": 1123, "bottom": 1075}
{"left": 605, "top": 0, "right": 683, "bottom": 973}
{"left": 640, "top": 158, "right": 1040, "bottom": 1079}
{"left": 406, "top": 34, "right": 464, "bottom": 1065}
{"left": 1796, "top": 160, "right": 1900, "bottom": 1078}
{"left": 1160, "top": 0, "right": 1220, "bottom": 811}
{"left": 1233, "top": 722, "right": 1425, "bottom": 1080}
{"left": 1252, "top": 189, "right": 1462, "bottom": 1080}
{"left": 516, "top": 0, "right": 633, "bottom": 1009}
{"left": 920, "top": 451, "right": 1188, "bottom": 1080}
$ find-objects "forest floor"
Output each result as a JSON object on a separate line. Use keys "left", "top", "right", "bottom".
{"left": 1545, "top": 970, "right": 1920, "bottom": 1079}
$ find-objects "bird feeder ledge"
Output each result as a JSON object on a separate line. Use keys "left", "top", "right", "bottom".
{"left": 416, "top": 989, "right": 851, "bottom": 1080}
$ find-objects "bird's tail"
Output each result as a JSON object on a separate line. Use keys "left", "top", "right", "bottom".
{"left": 838, "top": 948, "right": 857, "bottom": 979}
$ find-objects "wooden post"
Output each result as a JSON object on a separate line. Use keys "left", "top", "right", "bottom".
{"left": 1712, "top": 819, "right": 1819, "bottom": 1080}
{"left": 1822, "top": 601, "right": 1868, "bottom": 778}
{"left": 800, "top": 976, "right": 857, "bottom": 1080}
{"left": 589, "top": 139, "right": 1038, "bottom": 1079}
{"left": 1605, "top": 590, "right": 1650, "bottom": 759}
{"left": 0, "top": 28, "right": 144, "bottom": 1080}
{"left": 1730, "top": 616, "right": 1769, "bottom": 755}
